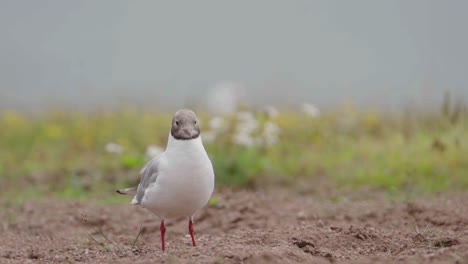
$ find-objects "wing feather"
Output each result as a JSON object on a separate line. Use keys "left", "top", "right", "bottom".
{"left": 132, "top": 154, "right": 162, "bottom": 205}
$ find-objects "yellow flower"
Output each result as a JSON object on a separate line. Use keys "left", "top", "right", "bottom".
{"left": 44, "top": 124, "right": 64, "bottom": 139}
{"left": 363, "top": 113, "right": 380, "bottom": 131}
{"left": 2, "top": 111, "right": 27, "bottom": 129}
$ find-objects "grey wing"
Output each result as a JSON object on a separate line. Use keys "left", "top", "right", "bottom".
{"left": 132, "top": 154, "right": 162, "bottom": 205}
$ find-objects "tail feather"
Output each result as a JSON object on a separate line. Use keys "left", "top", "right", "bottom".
{"left": 116, "top": 187, "right": 137, "bottom": 195}
{"left": 131, "top": 196, "right": 139, "bottom": 205}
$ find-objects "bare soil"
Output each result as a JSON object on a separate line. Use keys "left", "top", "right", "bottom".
{"left": 1, "top": 189, "right": 467, "bottom": 263}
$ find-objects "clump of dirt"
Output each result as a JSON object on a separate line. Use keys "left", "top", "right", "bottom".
{"left": 0, "top": 189, "right": 467, "bottom": 263}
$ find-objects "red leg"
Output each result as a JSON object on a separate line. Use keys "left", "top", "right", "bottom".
{"left": 160, "top": 220, "right": 166, "bottom": 252}
{"left": 189, "top": 218, "right": 196, "bottom": 247}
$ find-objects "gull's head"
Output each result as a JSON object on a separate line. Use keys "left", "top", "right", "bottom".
{"left": 171, "top": 109, "right": 200, "bottom": 140}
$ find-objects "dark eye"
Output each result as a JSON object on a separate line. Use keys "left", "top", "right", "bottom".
{"left": 194, "top": 120, "right": 197, "bottom": 125}
{"left": 175, "top": 121, "right": 179, "bottom": 126}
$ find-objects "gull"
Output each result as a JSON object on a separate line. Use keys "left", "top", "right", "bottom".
{"left": 117, "top": 109, "right": 215, "bottom": 252}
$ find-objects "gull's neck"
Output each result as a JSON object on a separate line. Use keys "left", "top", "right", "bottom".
{"left": 166, "top": 133, "right": 204, "bottom": 153}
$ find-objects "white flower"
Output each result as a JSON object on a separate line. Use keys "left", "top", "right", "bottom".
{"left": 233, "top": 132, "right": 256, "bottom": 147}
{"left": 238, "top": 120, "right": 258, "bottom": 134}
{"left": 146, "top": 145, "right": 164, "bottom": 159}
{"left": 301, "top": 103, "right": 320, "bottom": 118}
{"left": 202, "top": 132, "right": 216, "bottom": 143}
{"left": 105, "top": 142, "right": 123, "bottom": 154}
{"left": 262, "top": 106, "right": 279, "bottom": 118}
{"left": 264, "top": 122, "right": 281, "bottom": 137}
{"left": 233, "top": 111, "right": 260, "bottom": 147}
{"left": 236, "top": 112, "right": 258, "bottom": 133}
{"left": 209, "top": 116, "right": 225, "bottom": 132}
{"left": 237, "top": 111, "right": 256, "bottom": 122}
{"left": 262, "top": 121, "right": 281, "bottom": 146}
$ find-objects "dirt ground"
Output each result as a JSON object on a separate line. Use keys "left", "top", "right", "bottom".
{"left": 1, "top": 189, "right": 467, "bottom": 264}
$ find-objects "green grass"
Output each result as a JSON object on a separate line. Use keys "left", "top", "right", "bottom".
{"left": 0, "top": 103, "right": 467, "bottom": 202}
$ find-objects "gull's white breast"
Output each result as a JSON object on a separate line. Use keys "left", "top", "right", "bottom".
{"left": 141, "top": 135, "right": 215, "bottom": 219}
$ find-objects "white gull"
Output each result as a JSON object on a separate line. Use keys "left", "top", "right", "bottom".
{"left": 117, "top": 109, "right": 215, "bottom": 252}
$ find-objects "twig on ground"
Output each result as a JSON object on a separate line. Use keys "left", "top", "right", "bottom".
{"left": 132, "top": 225, "right": 143, "bottom": 249}
{"left": 88, "top": 234, "right": 110, "bottom": 252}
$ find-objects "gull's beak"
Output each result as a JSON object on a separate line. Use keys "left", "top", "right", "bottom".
{"left": 183, "top": 129, "right": 192, "bottom": 137}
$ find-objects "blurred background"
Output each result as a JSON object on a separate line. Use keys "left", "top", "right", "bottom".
{"left": 1, "top": 0, "right": 467, "bottom": 202}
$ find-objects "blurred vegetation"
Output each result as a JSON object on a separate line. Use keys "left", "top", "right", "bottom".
{"left": 1, "top": 99, "right": 467, "bottom": 202}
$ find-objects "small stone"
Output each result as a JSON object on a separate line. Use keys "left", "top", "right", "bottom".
{"left": 297, "top": 211, "right": 306, "bottom": 220}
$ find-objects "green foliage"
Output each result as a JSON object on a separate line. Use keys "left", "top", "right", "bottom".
{"left": 120, "top": 155, "right": 145, "bottom": 169}
{"left": 208, "top": 196, "right": 218, "bottom": 206}
{"left": 209, "top": 146, "right": 265, "bottom": 187}
{"left": 0, "top": 105, "right": 467, "bottom": 201}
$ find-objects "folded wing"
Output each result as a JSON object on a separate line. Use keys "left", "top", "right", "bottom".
{"left": 132, "top": 154, "right": 162, "bottom": 205}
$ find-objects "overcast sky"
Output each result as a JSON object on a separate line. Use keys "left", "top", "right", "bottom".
{"left": 1, "top": 0, "right": 467, "bottom": 112}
